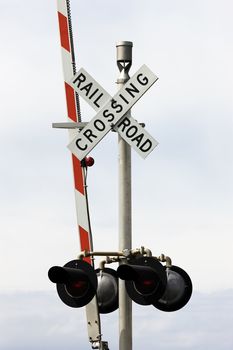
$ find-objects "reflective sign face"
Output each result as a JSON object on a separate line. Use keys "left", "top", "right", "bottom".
{"left": 115, "top": 113, "right": 158, "bottom": 158}
{"left": 68, "top": 65, "right": 158, "bottom": 160}
{"left": 69, "top": 68, "right": 110, "bottom": 112}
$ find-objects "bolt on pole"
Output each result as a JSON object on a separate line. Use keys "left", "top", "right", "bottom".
{"left": 116, "top": 41, "right": 133, "bottom": 350}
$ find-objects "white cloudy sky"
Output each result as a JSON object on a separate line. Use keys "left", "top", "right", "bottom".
{"left": 0, "top": 0, "right": 232, "bottom": 349}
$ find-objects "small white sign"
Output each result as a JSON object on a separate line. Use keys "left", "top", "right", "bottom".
{"left": 68, "top": 65, "right": 158, "bottom": 160}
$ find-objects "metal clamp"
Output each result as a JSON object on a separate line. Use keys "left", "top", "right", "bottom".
{"left": 158, "top": 254, "right": 172, "bottom": 267}
{"left": 91, "top": 341, "right": 109, "bottom": 350}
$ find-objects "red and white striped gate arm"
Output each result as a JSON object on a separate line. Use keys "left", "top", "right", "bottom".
{"left": 56, "top": 0, "right": 102, "bottom": 346}
{"left": 56, "top": 0, "right": 92, "bottom": 262}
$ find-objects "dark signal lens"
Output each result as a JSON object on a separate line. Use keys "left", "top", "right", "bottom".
{"left": 65, "top": 280, "right": 89, "bottom": 298}
{"left": 134, "top": 279, "right": 158, "bottom": 295}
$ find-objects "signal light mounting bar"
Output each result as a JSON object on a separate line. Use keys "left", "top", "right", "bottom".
{"left": 76, "top": 247, "right": 172, "bottom": 267}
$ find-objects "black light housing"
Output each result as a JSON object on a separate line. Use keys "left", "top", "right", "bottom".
{"left": 117, "top": 257, "right": 167, "bottom": 305}
{"left": 153, "top": 265, "right": 192, "bottom": 312}
{"left": 96, "top": 268, "right": 119, "bottom": 314}
{"left": 48, "top": 259, "right": 97, "bottom": 308}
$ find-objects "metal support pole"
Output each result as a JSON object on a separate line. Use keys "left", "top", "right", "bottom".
{"left": 116, "top": 41, "right": 133, "bottom": 350}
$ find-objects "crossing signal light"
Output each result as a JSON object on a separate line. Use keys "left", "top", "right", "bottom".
{"left": 117, "top": 257, "right": 167, "bottom": 305}
{"left": 153, "top": 265, "right": 192, "bottom": 312}
{"left": 117, "top": 257, "right": 192, "bottom": 311}
{"left": 49, "top": 257, "right": 192, "bottom": 313}
{"left": 48, "top": 259, "right": 97, "bottom": 308}
{"left": 48, "top": 260, "right": 119, "bottom": 313}
{"left": 96, "top": 268, "right": 119, "bottom": 314}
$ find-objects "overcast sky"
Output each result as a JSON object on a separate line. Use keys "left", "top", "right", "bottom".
{"left": 0, "top": 0, "right": 232, "bottom": 349}
{"left": 0, "top": 290, "right": 233, "bottom": 350}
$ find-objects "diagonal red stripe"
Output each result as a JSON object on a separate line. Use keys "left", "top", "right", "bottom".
{"left": 72, "top": 154, "right": 84, "bottom": 194}
{"left": 58, "top": 12, "right": 70, "bottom": 52}
{"left": 65, "top": 83, "right": 77, "bottom": 122}
{"left": 79, "top": 226, "right": 91, "bottom": 264}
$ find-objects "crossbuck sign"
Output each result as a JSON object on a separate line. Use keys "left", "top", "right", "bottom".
{"left": 68, "top": 64, "right": 159, "bottom": 160}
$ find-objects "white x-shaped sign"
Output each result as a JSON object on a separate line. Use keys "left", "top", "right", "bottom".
{"left": 68, "top": 65, "right": 159, "bottom": 160}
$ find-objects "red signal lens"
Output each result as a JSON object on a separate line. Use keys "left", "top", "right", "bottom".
{"left": 134, "top": 279, "right": 158, "bottom": 295}
{"left": 143, "top": 280, "right": 154, "bottom": 286}
{"left": 65, "top": 280, "right": 89, "bottom": 298}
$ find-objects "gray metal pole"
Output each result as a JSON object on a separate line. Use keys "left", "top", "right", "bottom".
{"left": 116, "top": 41, "right": 133, "bottom": 350}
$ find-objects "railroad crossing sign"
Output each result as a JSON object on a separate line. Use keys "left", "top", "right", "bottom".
{"left": 68, "top": 64, "right": 159, "bottom": 160}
